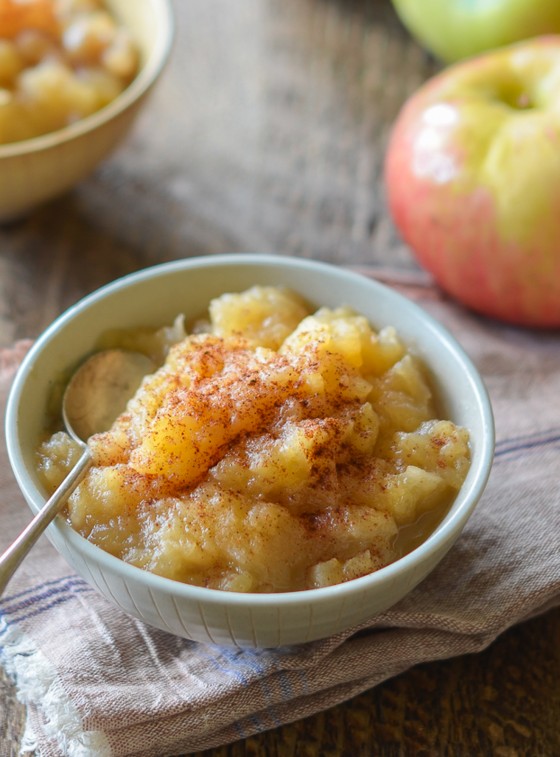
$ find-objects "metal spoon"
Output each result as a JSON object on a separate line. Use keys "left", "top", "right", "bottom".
{"left": 0, "top": 349, "right": 155, "bottom": 596}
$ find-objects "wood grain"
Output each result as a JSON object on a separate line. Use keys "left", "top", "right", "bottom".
{"left": 1, "top": 1, "right": 559, "bottom": 755}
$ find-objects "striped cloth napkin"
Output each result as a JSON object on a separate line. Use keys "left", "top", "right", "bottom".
{"left": 1, "top": 271, "right": 559, "bottom": 757}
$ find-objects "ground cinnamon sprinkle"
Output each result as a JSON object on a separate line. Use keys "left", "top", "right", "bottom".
{"left": 36, "top": 286, "right": 471, "bottom": 593}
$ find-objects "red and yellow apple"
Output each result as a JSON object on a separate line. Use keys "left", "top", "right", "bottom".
{"left": 385, "top": 36, "right": 560, "bottom": 328}
{"left": 391, "top": 0, "right": 560, "bottom": 63}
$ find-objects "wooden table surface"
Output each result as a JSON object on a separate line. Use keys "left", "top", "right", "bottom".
{"left": 1, "top": 1, "right": 559, "bottom": 754}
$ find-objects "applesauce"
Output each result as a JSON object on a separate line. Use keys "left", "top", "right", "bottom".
{"left": 0, "top": 0, "right": 139, "bottom": 144}
{"left": 37, "top": 286, "right": 471, "bottom": 593}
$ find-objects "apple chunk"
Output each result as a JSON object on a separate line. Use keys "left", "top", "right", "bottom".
{"left": 385, "top": 36, "right": 560, "bottom": 328}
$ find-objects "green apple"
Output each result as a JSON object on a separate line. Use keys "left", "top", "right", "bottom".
{"left": 384, "top": 36, "right": 560, "bottom": 328}
{"left": 392, "top": 0, "right": 560, "bottom": 63}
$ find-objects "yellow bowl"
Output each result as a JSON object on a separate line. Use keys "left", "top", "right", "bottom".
{"left": 0, "top": 0, "right": 174, "bottom": 222}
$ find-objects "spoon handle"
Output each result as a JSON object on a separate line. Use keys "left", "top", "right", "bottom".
{"left": 0, "top": 448, "right": 92, "bottom": 597}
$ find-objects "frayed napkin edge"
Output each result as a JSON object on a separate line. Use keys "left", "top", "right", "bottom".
{"left": 0, "top": 620, "right": 111, "bottom": 757}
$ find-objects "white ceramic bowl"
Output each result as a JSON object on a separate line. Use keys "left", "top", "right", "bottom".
{"left": 0, "top": 0, "right": 174, "bottom": 222}
{"left": 5, "top": 254, "right": 495, "bottom": 648}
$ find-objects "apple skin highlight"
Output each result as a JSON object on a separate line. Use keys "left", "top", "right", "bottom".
{"left": 385, "top": 37, "right": 560, "bottom": 328}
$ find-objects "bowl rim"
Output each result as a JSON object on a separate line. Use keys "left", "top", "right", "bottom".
{"left": 5, "top": 254, "right": 495, "bottom": 609}
{"left": 0, "top": 0, "right": 175, "bottom": 159}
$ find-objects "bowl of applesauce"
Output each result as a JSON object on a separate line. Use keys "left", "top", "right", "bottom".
{"left": 5, "top": 254, "right": 495, "bottom": 648}
{"left": 0, "top": 0, "right": 173, "bottom": 221}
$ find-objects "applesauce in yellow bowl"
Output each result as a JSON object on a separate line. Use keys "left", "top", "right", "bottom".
{"left": 0, "top": 0, "right": 173, "bottom": 220}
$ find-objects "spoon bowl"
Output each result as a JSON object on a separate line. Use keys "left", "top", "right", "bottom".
{"left": 62, "top": 349, "right": 155, "bottom": 443}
